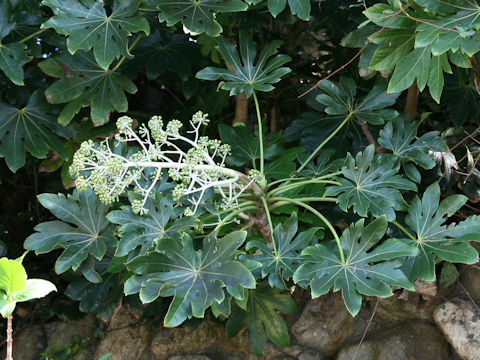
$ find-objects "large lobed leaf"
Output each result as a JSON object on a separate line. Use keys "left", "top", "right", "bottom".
{"left": 107, "top": 192, "right": 196, "bottom": 257}
{"left": 41, "top": 0, "right": 150, "bottom": 70}
{"left": 0, "top": 91, "right": 69, "bottom": 172}
{"left": 398, "top": 183, "right": 480, "bottom": 281}
{"left": 39, "top": 51, "right": 137, "bottom": 125}
{"left": 266, "top": 0, "right": 311, "bottom": 20}
{"left": 196, "top": 31, "right": 291, "bottom": 98}
{"left": 226, "top": 286, "right": 296, "bottom": 356}
{"left": 325, "top": 145, "right": 417, "bottom": 221}
{"left": 24, "top": 189, "right": 117, "bottom": 279}
{"left": 294, "top": 217, "right": 417, "bottom": 316}
{"left": 244, "top": 213, "right": 318, "bottom": 289}
{"left": 125, "top": 231, "right": 255, "bottom": 327}
{"left": 149, "top": 0, "right": 248, "bottom": 37}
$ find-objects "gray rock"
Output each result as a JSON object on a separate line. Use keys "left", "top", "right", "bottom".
{"left": 336, "top": 321, "right": 449, "bottom": 360}
{"left": 94, "top": 306, "right": 153, "bottom": 360}
{"left": 292, "top": 293, "right": 352, "bottom": 355}
{"left": 2, "top": 324, "right": 46, "bottom": 360}
{"left": 151, "top": 320, "right": 218, "bottom": 360}
{"left": 460, "top": 266, "right": 480, "bottom": 300}
{"left": 434, "top": 300, "right": 480, "bottom": 360}
{"left": 168, "top": 356, "right": 212, "bottom": 360}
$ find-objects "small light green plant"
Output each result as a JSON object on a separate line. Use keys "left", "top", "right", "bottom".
{"left": 0, "top": 253, "right": 56, "bottom": 360}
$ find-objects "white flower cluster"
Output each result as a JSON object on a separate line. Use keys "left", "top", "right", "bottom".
{"left": 70, "top": 111, "right": 258, "bottom": 215}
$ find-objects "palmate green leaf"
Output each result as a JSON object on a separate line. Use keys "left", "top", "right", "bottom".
{"left": 149, "top": 0, "right": 247, "bottom": 37}
{"left": 124, "top": 30, "right": 200, "bottom": 80}
{"left": 24, "top": 189, "right": 117, "bottom": 277}
{"left": 398, "top": 183, "right": 480, "bottom": 281}
{"left": 107, "top": 192, "right": 196, "bottom": 257}
{"left": 125, "top": 231, "right": 255, "bottom": 327}
{"left": 413, "top": 0, "right": 473, "bottom": 13}
{"left": 244, "top": 213, "right": 318, "bottom": 289}
{"left": 378, "top": 116, "right": 446, "bottom": 182}
{"left": 267, "top": 0, "right": 310, "bottom": 20}
{"left": 325, "top": 145, "right": 417, "bottom": 221}
{"left": 196, "top": 31, "right": 291, "bottom": 98}
{"left": 0, "top": 91, "right": 68, "bottom": 172}
{"left": 0, "top": 2, "right": 32, "bottom": 85}
{"left": 226, "top": 286, "right": 296, "bottom": 357}
{"left": 316, "top": 77, "right": 399, "bottom": 125}
{"left": 293, "top": 217, "right": 417, "bottom": 316}
{"left": 41, "top": 0, "right": 150, "bottom": 70}
{"left": 40, "top": 51, "right": 137, "bottom": 125}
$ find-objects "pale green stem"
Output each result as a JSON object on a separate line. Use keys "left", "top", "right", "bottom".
{"left": 267, "top": 177, "right": 309, "bottom": 188}
{"left": 272, "top": 197, "right": 345, "bottom": 263}
{"left": 260, "top": 196, "right": 277, "bottom": 255}
{"left": 19, "top": 28, "right": 47, "bottom": 43}
{"left": 392, "top": 220, "right": 417, "bottom": 242}
{"left": 213, "top": 205, "right": 258, "bottom": 232}
{"left": 269, "top": 197, "right": 337, "bottom": 204}
{"left": 268, "top": 179, "right": 340, "bottom": 196}
{"left": 297, "top": 112, "right": 354, "bottom": 174}
{"left": 111, "top": 34, "right": 143, "bottom": 72}
{"left": 252, "top": 91, "right": 264, "bottom": 175}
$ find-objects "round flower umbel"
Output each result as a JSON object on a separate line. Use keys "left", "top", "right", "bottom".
{"left": 70, "top": 112, "right": 260, "bottom": 215}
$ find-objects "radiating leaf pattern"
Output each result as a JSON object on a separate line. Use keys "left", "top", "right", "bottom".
{"left": 125, "top": 231, "right": 255, "bottom": 327}
{"left": 24, "top": 189, "right": 117, "bottom": 277}
{"left": 196, "top": 31, "right": 291, "bottom": 97}
{"left": 325, "top": 145, "right": 417, "bottom": 221}
{"left": 398, "top": 183, "right": 480, "bottom": 281}
{"left": 294, "top": 217, "right": 417, "bottom": 315}
{"left": 41, "top": 0, "right": 150, "bottom": 70}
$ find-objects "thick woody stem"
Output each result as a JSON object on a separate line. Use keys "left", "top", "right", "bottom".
{"left": 6, "top": 314, "right": 13, "bottom": 360}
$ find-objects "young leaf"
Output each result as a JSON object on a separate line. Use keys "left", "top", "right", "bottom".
{"left": 244, "top": 213, "right": 318, "bottom": 289}
{"left": 14, "top": 279, "right": 57, "bottom": 302}
{"left": 24, "top": 189, "right": 117, "bottom": 277}
{"left": 316, "top": 77, "right": 399, "bottom": 125}
{"left": 41, "top": 0, "right": 150, "bottom": 70}
{"left": 150, "top": 0, "right": 248, "bottom": 37}
{"left": 107, "top": 192, "right": 196, "bottom": 257}
{"left": 196, "top": 31, "right": 291, "bottom": 98}
{"left": 294, "top": 217, "right": 417, "bottom": 316}
{"left": 226, "top": 286, "right": 297, "bottom": 357}
{"left": 40, "top": 51, "right": 137, "bottom": 125}
{"left": 398, "top": 183, "right": 480, "bottom": 281}
{"left": 0, "top": 91, "right": 68, "bottom": 172}
{"left": 325, "top": 145, "right": 417, "bottom": 221}
{"left": 0, "top": 2, "right": 32, "bottom": 85}
{"left": 0, "top": 258, "right": 26, "bottom": 297}
{"left": 378, "top": 116, "right": 446, "bottom": 182}
{"left": 126, "top": 231, "right": 255, "bottom": 327}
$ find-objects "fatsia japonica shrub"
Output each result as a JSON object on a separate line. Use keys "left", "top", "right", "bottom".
{"left": 0, "top": 0, "right": 478, "bottom": 357}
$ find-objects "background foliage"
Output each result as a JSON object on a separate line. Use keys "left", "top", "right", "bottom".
{"left": 2, "top": 0, "right": 480, "bottom": 356}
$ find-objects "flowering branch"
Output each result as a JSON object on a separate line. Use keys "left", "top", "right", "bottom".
{"left": 70, "top": 111, "right": 263, "bottom": 215}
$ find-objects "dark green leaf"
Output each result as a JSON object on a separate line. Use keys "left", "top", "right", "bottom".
{"left": 219, "top": 124, "right": 259, "bottom": 167}
{"left": 244, "top": 213, "right": 318, "bottom": 289}
{"left": 151, "top": 0, "right": 247, "bottom": 37}
{"left": 399, "top": 183, "right": 480, "bottom": 281}
{"left": 126, "top": 231, "right": 255, "bottom": 327}
{"left": 378, "top": 116, "right": 446, "bottom": 182}
{"left": 41, "top": 0, "right": 150, "bottom": 70}
{"left": 0, "top": 91, "right": 68, "bottom": 172}
{"left": 294, "top": 217, "right": 417, "bottom": 315}
{"left": 316, "top": 77, "right": 399, "bottom": 125}
{"left": 107, "top": 192, "right": 196, "bottom": 257}
{"left": 226, "top": 286, "right": 296, "bottom": 356}
{"left": 24, "top": 189, "right": 117, "bottom": 276}
{"left": 41, "top": 51, "right": 137, "bottom": 125}
{"left": 325, "top": 145, "right": 417, "bottom": 221}
{"left": 196, "top": 31, "right": 291, "bottom": 98}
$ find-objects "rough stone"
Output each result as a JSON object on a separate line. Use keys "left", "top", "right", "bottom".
{"left": 3, "top": 324, "right": 46, "bottom": 360}
{"left": 43, "top": 313, "right": 98, "bottom": 360}
{"left": 168, "top": 356, "right": 212, "bottom": 360}
{"left": 94, "top": 306, "right": 153, "bottom": 360}
{"left": 460, "top": 266, "right": 480, "bottom": 300}
{"left": 151, "top": 320, "right": 219, "bottom": 360}
{"left": 279, "top": 345, "right": 327, "bottom": 360}
{"left": 292, "top": 292, "right": 352, "bottom": 355}
{"left": 434, "top": 300, "right": 480, "bottom": 360}
{"left": 336, "top": 321, "right": 449, "bottom": 360}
